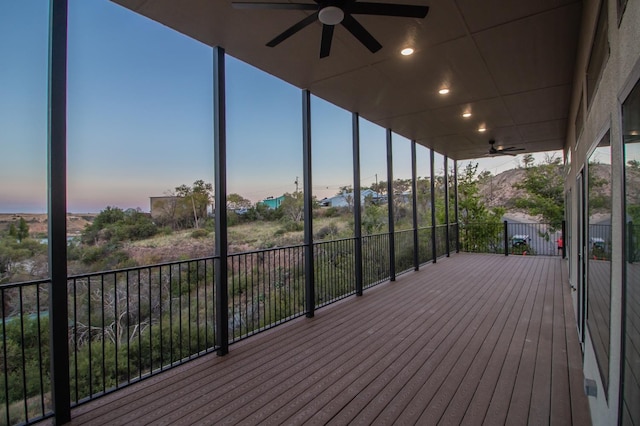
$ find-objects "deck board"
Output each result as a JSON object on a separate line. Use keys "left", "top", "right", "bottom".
{"left": 67, "top": 253, "right": 591, "bottom": 426}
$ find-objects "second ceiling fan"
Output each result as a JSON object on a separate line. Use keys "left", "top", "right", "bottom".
{"left": 232, "top": 1, "right": 429, "bottom": 58}
{"left": 488, "top": 140, "right": 525, "bottom": 156}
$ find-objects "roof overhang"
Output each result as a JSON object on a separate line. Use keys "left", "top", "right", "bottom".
{"left": 112, "top": 0, "right": 582, "bottom": 160}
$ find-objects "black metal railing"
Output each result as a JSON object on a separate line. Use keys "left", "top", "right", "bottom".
{"left": 362, "top": 233, "right": 391, "bottom": 288}
{"left": 0, "top": 279, "right": 52, "bottom": 425}
{"left": 588, "top": 223, "right": 612, "bottom": 261}
{"left": 314, "top": 238, "right": 356, "bottom": 307}
{"left": 435, "top": 225, "right": 448, "bottom": 258}
{"left": 506, "top": 222, "right": 563, "bottom": 256}
{"left": 68, "top": 258, "right": 218, "bottom": 405}
{"left": 2, "top": 223, "right": 463, "bottom": 425}
{"left": 459, "top": 221, "right": 566, "bottom": 257}
{"left": 417, "top": 227, "right": 434, "bottom": 265}
{"left": 448, "top": 222, "right": 458, "bottom": 253}
{"left": 460, "top": 222, "right": 505, "bottom": 254}
{"left": 394, "top": 229, "right": 415, "bottom": 275}
{"left": 228, "top": 246, "right": 306, "bottom": 342}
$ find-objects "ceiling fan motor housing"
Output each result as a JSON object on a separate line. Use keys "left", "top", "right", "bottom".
{"left": 319, "top": 6, "right": 345, "bottom": 25}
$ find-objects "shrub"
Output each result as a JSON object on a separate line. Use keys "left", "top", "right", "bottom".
{"left": 315, "top": 223, "right": 339, "bottom": 240}
{"left": 191, "top": 229, "right": 210, "bottom": 239}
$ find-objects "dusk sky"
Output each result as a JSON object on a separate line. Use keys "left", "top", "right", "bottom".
{"left": 1, "top": 0, "right": 538, "bottom": 214}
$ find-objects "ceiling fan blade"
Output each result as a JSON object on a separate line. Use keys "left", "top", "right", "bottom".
{"left": 341, "top": 14, "right": 382, "bottom": 53}
{"left": 266, "top": 12, "right": 319, "bottom": 47}
{"left": 320, "top": 24, "right": 334, "bottom": 58}
{"left": 499, "top": 147, "right": 525, "bottom": 152}
{"left": 348, "top": 2, "right": 429, "bottom": 18}
{"left": 232, "top": 2, "right": 318, "bottom": 10}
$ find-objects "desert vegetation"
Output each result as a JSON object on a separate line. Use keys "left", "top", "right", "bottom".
{"left": 1, "top": 159, "right": 574, "bottom": 423}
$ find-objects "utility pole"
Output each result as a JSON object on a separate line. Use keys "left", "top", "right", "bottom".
{"left": 295, "top": 176, "right": 299, "bottom": 193}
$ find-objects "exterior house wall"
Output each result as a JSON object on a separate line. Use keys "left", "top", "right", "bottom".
{"left": 260, "top": 196, "right": 285, "bottom": 209}
{"left": 566, "top": 0, "right": 640, "bottom": 423}
{"left": 326, "top": 189, "right": 379, "bottom": 208}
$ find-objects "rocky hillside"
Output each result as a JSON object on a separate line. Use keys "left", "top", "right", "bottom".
{"left": 477, "top": 168, "right": 528, "bottom": 210}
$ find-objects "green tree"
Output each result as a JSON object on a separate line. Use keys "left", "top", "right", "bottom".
{"left": 82, "top": 207, "right": 157, "bottom": 245}
{"left": 17, "top": 218, "right": 29, "bottom": 242}
{"left": 514, "top": 155, "right": 564, "bottom": 229}
{"left": 8, "top": 223, "right": 17, "bottom": 238}
{"left": 227, "top": 193, "right": 252, "bottom": 211}
{"left": 0, "top": 237, "right": 47, "bottom": 283}
{"left": 456, "top": 163, "right": 505, "bottom": 252}
{"left": 175, "top": 180, "right": 213, "bottom": 229}
{"left": 336, "top": 186, "right": 355, "bottom": 211}
{"left": 362, "top": 204, "right": 387, "bottom": 234}
{"left": 370, "top": 180, "right": 387, "bottom": 197}
{"left": 278, "top": 191, "right": 306, "bottom": 222}
{"left": 415, "top": 176, "right": 431, "bottom": 224}
{"left": 522, "top": 153, "right": 535, "bottom": 168}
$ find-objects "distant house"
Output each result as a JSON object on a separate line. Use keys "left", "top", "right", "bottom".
{"left": 259, "top": 195, "right": 286, "bottom": 210}
{"left": 321, "top": 189, "right": 380, "bottom": 208}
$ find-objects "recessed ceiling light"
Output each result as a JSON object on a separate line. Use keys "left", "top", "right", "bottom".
{"left": 439, "top": 88, "right": 450, "bottom": 95}
{"left": 400, "top": 47, "right": 414, "bottom": 56}
{"left": 478, "top": 126, "right": 487, "bottom": 132}
{"left": 462, "top": 112, "right": 472, "bottom": 118}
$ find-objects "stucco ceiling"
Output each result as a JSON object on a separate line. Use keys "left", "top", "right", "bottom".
{"left": 112, "top": 0, "right": 582, "bottom": 160}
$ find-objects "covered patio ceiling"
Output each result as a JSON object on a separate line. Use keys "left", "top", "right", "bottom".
{"left": 112, "top": 0, "right": 582, "bottom": 160}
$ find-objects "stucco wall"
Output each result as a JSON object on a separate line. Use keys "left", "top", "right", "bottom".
{"left": 565, "top": 0, "right": 640, "bottom": 424}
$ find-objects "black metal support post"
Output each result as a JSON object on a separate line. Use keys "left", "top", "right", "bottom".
{"left": 454, "top": 159, "right": 459, "bottom": 253}
{"left": 213, "top": 47, "right": 229, "bottom": 355}
{"left": 386, "top": 129, "right": 396, "bottom": 281}
{"left": 504, "top": 220, "right": 509, "bottom": 256}
{"left": 444, "top": 156, "right": 450, "bottom": 257}
{"left": 48, "top": 1, "right": 71, "bottom": 422}
{"left": 302, "top": 90, "right": 315, "bottom": 316}
{"left": 430, "top": 149, "right": 436, "bottom": 263}
{"left": 352, "top": 113, "right": 363, "bottom": 296}
{"left": 411, "top": 141, "right": 419, "bottom": 270}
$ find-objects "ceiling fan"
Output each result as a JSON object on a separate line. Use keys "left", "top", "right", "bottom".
{"left": 231, "top": 1, "right": 429, "bottom": 58}
{"left": 488, "top": 139, "right": 525, "bottom": 156}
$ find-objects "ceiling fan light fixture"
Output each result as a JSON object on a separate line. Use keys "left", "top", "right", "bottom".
{"left": 318, "top": 6, "right": 344, "bottom": 25}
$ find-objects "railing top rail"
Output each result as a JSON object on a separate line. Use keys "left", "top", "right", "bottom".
{"left": 393, "top": 228, "right": 415, "bottom": 233}
{"left": 362, "top": 232, "right": 391, "bottom": 238}
{"left": 68, "top": 255, "right": 220, "bottom": 280}
{"left": 228, "top": 243, "right": 306, "bottom": 257}
{"left": 0, "top": 277, "right": 51, "bottom": 290}
{"left": 313, "top": 236, "right": 358, "bottom": 244}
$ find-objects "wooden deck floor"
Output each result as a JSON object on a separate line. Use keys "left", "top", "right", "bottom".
{"left": 68, "top": 253, "right": 591, "bottom": 425}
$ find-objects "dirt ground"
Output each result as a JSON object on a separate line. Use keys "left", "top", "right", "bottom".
{"left": 0, "top": 213, "right": 97, "bottom": 237}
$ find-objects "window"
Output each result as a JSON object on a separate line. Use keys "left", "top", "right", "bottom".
{"left": 587, "top": 129, "right": 611, "bottom": 394}
{"left": 622, "top": 78, "right": 640, "bottom": 425}
{"left": 586, "top": 2, "right": 609, "bottom": 108}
